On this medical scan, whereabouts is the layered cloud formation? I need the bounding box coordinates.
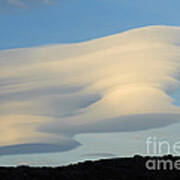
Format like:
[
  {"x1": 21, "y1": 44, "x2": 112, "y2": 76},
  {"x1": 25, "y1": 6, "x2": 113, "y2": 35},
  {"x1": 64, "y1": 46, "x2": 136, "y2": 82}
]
[{"x1": 1, "y1": 26, "x2": 180, "y2": 154}]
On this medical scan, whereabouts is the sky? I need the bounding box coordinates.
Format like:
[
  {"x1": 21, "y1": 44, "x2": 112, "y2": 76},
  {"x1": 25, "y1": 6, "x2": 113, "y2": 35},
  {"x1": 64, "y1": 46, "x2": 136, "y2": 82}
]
[
  {"x1": 1, "y1": 0, "x2": 180, "y2": 164},
  {"x1": 1, "y1": 0, "x2": 180, "y2": 49}
]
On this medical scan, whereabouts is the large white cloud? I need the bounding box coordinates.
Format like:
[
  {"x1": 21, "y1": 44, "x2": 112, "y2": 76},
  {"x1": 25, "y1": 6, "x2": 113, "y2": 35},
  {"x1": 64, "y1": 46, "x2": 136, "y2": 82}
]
[{"x1": 1, "y1": 25, "x2": 180, "y2": 154}]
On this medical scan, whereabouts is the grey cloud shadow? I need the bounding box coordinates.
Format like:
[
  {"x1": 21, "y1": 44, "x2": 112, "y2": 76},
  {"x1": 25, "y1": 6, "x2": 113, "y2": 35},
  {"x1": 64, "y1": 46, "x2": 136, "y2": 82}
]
[
  {"x1": 0, "y1": 141, "x2": 81, "y2": 156},
  {"x1": 0, "y1": 85, "x2": 83, "y2": 102},
  {"x1": 82, "y1": 153, "x2": 116, "y2": 158},
  {"x1": 42, "y1": 113, "x2": 180, "y2": 136}
]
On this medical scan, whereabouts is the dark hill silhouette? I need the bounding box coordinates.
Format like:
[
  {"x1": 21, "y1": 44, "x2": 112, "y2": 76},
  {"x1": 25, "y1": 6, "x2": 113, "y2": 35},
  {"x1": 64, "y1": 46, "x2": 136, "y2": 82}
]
[{"x1": 1, "y1": 155, "x2": 180, "y2": 180}]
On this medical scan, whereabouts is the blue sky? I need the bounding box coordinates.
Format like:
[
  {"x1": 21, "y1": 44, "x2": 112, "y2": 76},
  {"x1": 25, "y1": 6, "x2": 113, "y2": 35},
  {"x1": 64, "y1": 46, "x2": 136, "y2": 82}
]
[{"x1": 1, "y1": 0, "x2": 180, "y2": 50}]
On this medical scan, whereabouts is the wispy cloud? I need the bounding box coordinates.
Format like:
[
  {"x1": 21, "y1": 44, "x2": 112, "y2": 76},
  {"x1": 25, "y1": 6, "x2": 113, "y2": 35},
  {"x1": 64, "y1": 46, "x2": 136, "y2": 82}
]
[
  {"x1": 8, "y1": 0, "x2": 26, "y2": 8},
  {"x1": 1, "y1": 0, "x2": 52, "y2": 9}
]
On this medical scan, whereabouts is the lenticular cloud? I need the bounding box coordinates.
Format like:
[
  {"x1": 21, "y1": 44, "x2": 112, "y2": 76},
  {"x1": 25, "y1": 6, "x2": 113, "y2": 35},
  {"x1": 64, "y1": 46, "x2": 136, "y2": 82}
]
[{"x1": 1, "y1": 26, "x2": 180, "y2": 154}]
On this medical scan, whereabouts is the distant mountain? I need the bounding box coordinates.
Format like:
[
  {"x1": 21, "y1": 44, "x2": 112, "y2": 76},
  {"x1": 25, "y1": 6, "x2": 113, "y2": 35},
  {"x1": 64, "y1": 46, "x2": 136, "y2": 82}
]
[{"x1": 1, "y1": 155, "x2": 180, "y2": 180}]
